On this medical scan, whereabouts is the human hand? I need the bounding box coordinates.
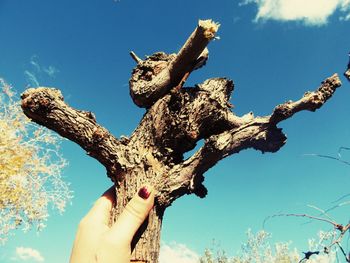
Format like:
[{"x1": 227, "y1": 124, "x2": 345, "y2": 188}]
[{"x1": 70, "y1": 185, "x2": 154, "y2": 263}]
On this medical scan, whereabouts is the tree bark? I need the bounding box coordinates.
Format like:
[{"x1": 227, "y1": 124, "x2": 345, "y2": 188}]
[
  {"x1": 21, "y1": 20, "x2": 343, "y2": 262},
  {"x1": 345, "y1": 53, "x2": 350, "y2": 81}
]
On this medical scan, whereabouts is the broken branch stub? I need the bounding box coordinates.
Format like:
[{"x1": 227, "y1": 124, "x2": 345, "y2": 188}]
[{"x1": 129, "y1": 19, "x2": 219, "y2": 108}]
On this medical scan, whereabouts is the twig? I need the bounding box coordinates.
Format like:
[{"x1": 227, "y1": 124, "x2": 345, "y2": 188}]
[
  {"x1": 336, "y1": 242, "x2": 349, "y2": 262},
  {"x1": 130, "y1": 51, "x2": 143, "y2": 64},
  {"x1": 332, "y1": 193, "x2": 350, "y2": 204},
  {"x1": 298, "y1": 251, "x2": 320, "y2": 263},
  {"x1": 324, "y1": 201, "x2": 350, "y2": 215},
  {"x1": 307, "y1": 204, "x2": 335, "y2": 222},
  {"x1": 267, "y1": 213, "x2": 339, "y2": 227},
  {"x1": 265, "y1": 211, "x2": 350, "y2": 262},
  {"x1": 337, "y1": 147, "x2": 350, "y2": 158},
  {"x1": 303, "y1": 153, "x2": 350, "y2": 166}
]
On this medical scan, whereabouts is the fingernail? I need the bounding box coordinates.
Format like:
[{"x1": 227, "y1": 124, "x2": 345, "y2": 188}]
[{"x1": 138, "y1": 186, "x2": 151, "y2": 199}]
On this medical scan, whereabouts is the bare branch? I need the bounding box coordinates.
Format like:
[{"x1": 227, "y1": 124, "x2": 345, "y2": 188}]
[
  {"x1": 303, "y1": 153, "x2": 350, "y2": 166},
  {"x1": 270, "y1": 74, "x2": 341, "y2": 124},
  {"x1": 21, "y1": 87, "x2": 128, "y2": 180},
  {"x1": 333, "y1": 194, "x2": 350, "y2": 204},
  {"x1": 338, "y1": 146, "x2": 350, "y2": 158},
  {"x1": 130, "y1": 51, "x2": 143, "y2": 64},
  {"x1": 336, "y1": 243, "x2": 350, "y2": 262},
  {"x1": 129, "y1": 19, "x2": 219, "y2": 108},
  {"x1": 266, "y1": 213, "x2": 339, "y2": 227},
  {"x1": 161, "y1": 75, "x2": 342, "y2": 206},
  {"x1": 265, "y1": 210, "x2": 350, "y2": 262},
  {"x1": 307, "y1": 204, "x2": 335, "y2": 222}
]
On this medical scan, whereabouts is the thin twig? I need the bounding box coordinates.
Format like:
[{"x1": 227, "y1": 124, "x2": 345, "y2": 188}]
[
  {"x1": 267, "y1": 212, "x2": 350, "y2": 262},
  {"x1": 332, "y1": 194, "x2": 350, "y2": 204},
  {"x1": 267, "y1": 213, "x2": 339, "y2": 227},
  {"x1": 336, "y1": 242, "x2": 348, "y2": 261},
  {"x1": 307, "y1": 204, "x2": 335, "y2": 222},
  {"x1": 129, "y1": 51, "x2": 143, "y2": 64},
  {"x1": 303, "y1": 153, "x2": 350, "y2": 166},
  {"x1": 324, "y1": 201, "x2": 350, "y2": 215},
  {"x1": 337, "y1": 147, "x2": 350, "y2": 158}
]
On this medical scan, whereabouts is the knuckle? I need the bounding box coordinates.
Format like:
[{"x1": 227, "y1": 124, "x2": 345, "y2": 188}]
[{"x1": 78, "y1": 216, "x2": 91, "y2": 229}]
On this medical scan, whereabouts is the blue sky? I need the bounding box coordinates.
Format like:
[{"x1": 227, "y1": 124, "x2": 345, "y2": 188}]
[{"x1": 0, "y1": 0, "x2": 350, "y2": 262}]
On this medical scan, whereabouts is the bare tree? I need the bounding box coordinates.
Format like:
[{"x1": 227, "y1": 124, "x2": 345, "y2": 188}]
[{"x1": 20, "y1": 20, "x2": 343, "y2": 262}]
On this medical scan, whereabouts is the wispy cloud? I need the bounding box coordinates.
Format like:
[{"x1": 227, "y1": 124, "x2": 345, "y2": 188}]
[
  {"x1": 29, "y1": 55, "x2": 41, "y2": 72},
  {"x1": 43, "y1": 66, "x2": 59, "y2": 78},
  {"x1": 24, "y1": 55, "x2": 59, "y2": 87},
  {"x1": 241, "y1": 0, "x2": 350, "y2": 26},
  {"x1": 24, "y1": 70, "x2": 40, "y2": 87},
  {"x1": 159, "y1": 242, "x2": 200, "y2": 263},
  {"x1": 11, "y1": 247, "x2": 44, "y2": 262}
]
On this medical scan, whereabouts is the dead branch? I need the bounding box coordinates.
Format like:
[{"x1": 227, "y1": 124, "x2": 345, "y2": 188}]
[
  {"x1": 130, "y1": 51, "x2": 143, "y2": 64},
  {"x1": 161, "y1": 74, "x2": 341, "y2": 205},
  {"x1": 129, "y1": 19, "x2": 219, "y2": 108},
  {"x1": 265, "y1": 212, "x2": 350, "y2": 262},
  {"x1": 270, "y1": 74, "x2": 341, "y2": 124},
  {"x1": 21, "y1": 74, "x2": 342, "y2": 208},
  {"x1": 21, "y1": 87, "x2": 127, "y2": 180}
]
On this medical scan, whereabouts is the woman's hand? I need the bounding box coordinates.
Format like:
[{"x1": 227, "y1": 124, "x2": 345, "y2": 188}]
[{"x1": 70, "y1": 185, "x2": 154, "y2": 263}]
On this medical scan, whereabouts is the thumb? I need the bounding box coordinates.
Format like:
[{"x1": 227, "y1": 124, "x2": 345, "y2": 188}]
[{"x1": 109, "y1": 185, "x2": 155, "y2": 243}]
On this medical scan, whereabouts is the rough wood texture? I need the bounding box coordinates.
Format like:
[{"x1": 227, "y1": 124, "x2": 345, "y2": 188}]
[
  {"x1": 21, "y1": 19, "x2": 343, "y2": 263},
  {"x1": 129, "y1": 19, "x2": 218, "y2": 108},
  {"x1": 345, "y1": 54, "x2": 350, "y2": 81}
]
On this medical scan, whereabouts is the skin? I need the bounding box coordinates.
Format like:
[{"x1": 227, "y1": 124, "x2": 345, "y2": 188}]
[{"x1": 70, "y1": 185, "x2": 155, "y2": 263}]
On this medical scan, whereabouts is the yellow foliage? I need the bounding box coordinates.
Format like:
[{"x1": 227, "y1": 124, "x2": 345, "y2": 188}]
[{"x1": 0, "y1": 78, "x2": 72, "y2": 243}]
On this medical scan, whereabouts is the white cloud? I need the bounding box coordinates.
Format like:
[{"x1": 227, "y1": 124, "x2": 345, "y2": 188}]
[
  {"x1": 241, "y1": 0, "x2": 350, "y2": 25},
  {"x1": 29, "y1": 55, "x2": 41, "y2": 72},
  {"x1": 43, "y1": 66, "x2": 59, "y2": 78},
  {"x1": 159, "y1": 242, "x2": 200, "y2": 263},
  {"x1": 12, "y1": 247, "x2": 44, "y2": 262},
  {"x1": 24, "y1": 70, "x2": 40, "y2": 87},
  {"x1": 24, "y1": 55, "x2": 59, "y2": 87}
]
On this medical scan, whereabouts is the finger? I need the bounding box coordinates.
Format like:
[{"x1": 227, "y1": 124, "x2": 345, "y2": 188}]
[
  {"x1": 84, "y1": 186, "x2": 115, "y2": 226},
  {"x1": 108, "y1": 185, "x2": 155, "y2": 243}
]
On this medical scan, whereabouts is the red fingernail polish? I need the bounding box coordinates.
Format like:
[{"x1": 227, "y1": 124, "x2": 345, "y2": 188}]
[{"x1": 138, "y1": 186, "x2": 150, "y2": 199}]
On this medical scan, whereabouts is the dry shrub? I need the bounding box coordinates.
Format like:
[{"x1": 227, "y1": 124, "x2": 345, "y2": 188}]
[
  {"x1": 201, "y1": 229, "x2": 337, "y2": 263},
  {"x1": 0, "y1": 78, "x2": 72, "y2": 243}
]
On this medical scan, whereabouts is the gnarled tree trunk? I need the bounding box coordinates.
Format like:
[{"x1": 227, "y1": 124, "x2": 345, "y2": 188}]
[{"x1": 21, "y1": 19, "x2": 344, "y2": 262}]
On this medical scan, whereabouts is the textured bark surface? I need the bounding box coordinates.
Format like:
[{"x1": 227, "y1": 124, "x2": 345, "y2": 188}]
[
  {"x1": 21, "y1": 20, "x2": 343, "y2": 262},
  {"x1": 346, "y1": 69, "x2": 350, "y2": 81},
  {"x1": 346, "y1": 59, "x2": 350, "y2": 81}
]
